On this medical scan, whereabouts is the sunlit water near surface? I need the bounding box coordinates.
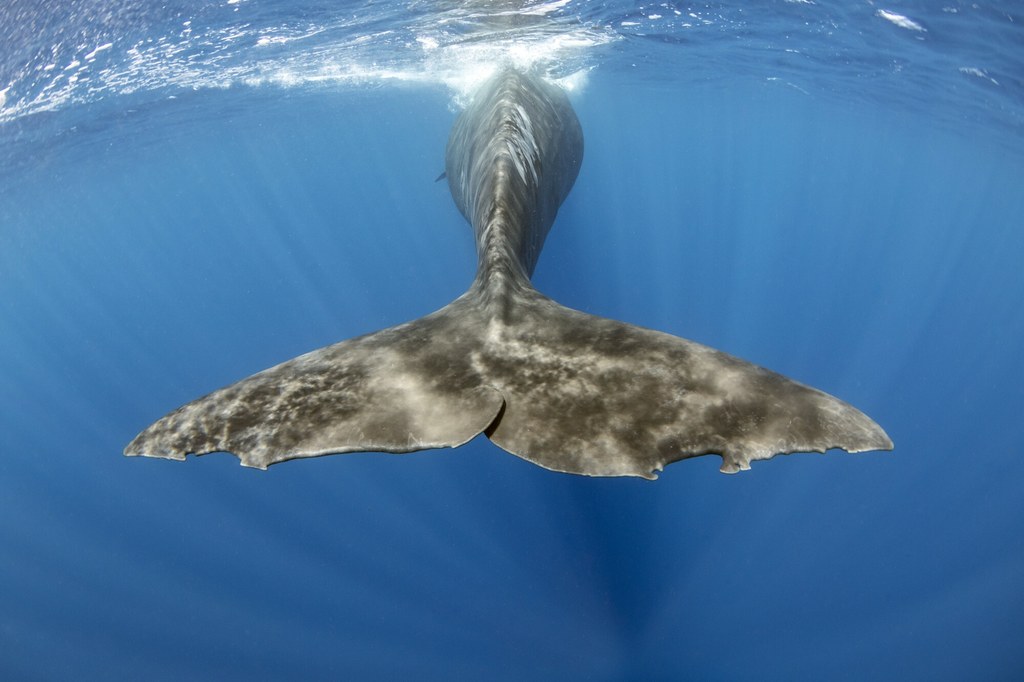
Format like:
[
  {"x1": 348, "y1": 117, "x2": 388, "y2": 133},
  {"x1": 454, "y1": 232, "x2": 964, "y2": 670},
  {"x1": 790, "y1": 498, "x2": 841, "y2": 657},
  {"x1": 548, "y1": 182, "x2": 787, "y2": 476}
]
[{"x1": 2, "y1": 1, "x2": 1023, "y2": 679}]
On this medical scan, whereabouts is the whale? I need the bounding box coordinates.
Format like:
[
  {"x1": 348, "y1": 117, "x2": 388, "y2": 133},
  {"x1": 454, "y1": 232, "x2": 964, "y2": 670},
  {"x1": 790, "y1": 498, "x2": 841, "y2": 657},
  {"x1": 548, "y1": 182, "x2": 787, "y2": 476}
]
[{"x1": 125, "y1": 69, "x2": 892, "y2": 478}]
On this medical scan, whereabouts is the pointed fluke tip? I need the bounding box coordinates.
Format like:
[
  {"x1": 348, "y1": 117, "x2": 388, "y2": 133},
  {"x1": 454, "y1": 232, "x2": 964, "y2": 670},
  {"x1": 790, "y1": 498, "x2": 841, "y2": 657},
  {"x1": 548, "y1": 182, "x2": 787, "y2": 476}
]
[{"x1": 717, "y1": 417, "x2": 893, "y2": 474}]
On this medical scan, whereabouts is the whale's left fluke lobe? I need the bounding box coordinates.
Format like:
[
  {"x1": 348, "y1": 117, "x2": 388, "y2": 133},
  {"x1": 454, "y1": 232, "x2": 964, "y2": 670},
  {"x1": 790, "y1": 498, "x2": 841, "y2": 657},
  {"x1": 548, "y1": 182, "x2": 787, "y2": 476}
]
[
  {"x1": 124, "y1": 296, "x2": 505, "y2": 469},
  {"x1": 126, "y1": 69, "x2": 892, "y2": 477}
]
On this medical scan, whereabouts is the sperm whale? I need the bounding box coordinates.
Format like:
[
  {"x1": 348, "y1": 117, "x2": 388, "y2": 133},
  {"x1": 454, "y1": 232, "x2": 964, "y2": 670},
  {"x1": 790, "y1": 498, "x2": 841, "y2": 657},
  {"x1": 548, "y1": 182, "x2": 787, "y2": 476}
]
[{"x1": 125, "y1": 70, "x2": 892, "y2": 478}]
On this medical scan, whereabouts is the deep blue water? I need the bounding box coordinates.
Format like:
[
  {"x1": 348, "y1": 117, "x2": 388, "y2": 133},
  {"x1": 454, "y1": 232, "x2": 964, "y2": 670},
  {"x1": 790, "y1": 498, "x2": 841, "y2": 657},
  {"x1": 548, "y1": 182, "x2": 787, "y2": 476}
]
[{"x1": 2, "y1": 2, "x2": 1024, "y2": 680}]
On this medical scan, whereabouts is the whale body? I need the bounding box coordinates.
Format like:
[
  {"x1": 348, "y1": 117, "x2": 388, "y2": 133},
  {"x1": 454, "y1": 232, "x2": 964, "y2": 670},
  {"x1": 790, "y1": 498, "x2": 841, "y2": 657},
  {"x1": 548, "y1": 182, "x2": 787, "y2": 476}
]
[{"x1": 125, "y1": 70, "x2": 892, "y2": 478}]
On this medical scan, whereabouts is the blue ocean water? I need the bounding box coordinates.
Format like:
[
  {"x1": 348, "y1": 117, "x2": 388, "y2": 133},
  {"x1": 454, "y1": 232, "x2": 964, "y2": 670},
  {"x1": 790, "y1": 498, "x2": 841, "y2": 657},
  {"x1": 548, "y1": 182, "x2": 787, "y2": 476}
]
[{"x1": 2, "y1": 1, "x2": 1023, "y2": 679}]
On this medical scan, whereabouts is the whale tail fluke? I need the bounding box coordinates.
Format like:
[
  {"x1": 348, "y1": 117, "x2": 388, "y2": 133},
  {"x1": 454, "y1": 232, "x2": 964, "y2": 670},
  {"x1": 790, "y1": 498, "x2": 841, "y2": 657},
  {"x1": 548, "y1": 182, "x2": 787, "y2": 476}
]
[{"x1": 125, "y1": 285, "x2": 892, "y2": 477}]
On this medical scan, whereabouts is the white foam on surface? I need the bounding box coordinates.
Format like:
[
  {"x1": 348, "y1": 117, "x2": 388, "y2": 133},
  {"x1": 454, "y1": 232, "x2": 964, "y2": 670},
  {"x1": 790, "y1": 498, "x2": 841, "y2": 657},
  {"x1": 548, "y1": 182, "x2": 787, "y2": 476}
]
[
  {"x1": 84, "y1": 43, "x2": 113, "y2": 61},
  {"x1": 0, "y1": 1, "x2": 615, "y2": 124},
  {"x1": 876, "y1": 10, "x2": 926, "y2": 32},
  {"x1": 959, "y1": 67, "x2": 999, "y2": 86}
]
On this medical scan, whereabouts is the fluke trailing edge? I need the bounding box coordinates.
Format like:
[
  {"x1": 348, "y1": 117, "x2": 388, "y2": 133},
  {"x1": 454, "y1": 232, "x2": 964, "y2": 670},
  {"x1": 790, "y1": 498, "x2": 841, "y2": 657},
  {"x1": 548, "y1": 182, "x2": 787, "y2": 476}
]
[{"x1": 125, "y1": 70, "x2": 892, "y2": 478}]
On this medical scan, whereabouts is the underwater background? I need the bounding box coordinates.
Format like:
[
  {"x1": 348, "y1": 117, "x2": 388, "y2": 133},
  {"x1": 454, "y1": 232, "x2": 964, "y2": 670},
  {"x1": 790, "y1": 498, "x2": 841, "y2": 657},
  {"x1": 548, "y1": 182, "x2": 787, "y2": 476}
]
[{"x1": 1, "y1": 1, "x2": 1023, "y2": 679}]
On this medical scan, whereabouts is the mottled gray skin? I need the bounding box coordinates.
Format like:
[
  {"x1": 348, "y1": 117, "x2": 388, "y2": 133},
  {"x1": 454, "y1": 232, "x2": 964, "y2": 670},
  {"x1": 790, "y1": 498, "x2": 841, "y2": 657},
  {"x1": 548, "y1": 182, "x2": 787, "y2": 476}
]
[{"x1": 125, "y1": 70, "x2": 892, "y2": 478}]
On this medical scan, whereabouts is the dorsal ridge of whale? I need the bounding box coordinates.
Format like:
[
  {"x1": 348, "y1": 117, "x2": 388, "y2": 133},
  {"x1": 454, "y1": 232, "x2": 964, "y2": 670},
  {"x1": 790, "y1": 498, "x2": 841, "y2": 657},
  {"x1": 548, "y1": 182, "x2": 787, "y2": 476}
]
[{"x1": 125, "y1": 69, "x2": 892, "y2": 478}]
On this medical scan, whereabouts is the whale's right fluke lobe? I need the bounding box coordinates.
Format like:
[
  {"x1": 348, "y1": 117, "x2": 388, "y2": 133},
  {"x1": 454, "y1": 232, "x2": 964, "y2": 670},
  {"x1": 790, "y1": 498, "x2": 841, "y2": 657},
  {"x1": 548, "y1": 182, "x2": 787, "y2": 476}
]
[{"x1": 477, "y1": 289, "x2": 892, "y2": 478}]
